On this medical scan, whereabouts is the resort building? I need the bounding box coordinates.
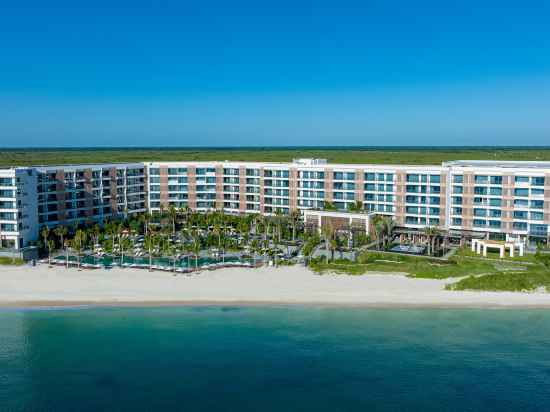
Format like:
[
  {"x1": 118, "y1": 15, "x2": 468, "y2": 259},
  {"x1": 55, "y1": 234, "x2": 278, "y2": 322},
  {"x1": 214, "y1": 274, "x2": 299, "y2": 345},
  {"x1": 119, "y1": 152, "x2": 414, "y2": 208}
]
[{"x1": 2, "y1": 158, "x2": 550, "y2": 251}]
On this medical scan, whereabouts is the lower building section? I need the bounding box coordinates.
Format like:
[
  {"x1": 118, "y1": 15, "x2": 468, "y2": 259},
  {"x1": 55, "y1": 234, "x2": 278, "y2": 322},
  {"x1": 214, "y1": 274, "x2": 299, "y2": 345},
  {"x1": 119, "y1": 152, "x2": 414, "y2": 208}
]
[{"x1": 2, "y1": 159, "x2": 550, "y2": 249}]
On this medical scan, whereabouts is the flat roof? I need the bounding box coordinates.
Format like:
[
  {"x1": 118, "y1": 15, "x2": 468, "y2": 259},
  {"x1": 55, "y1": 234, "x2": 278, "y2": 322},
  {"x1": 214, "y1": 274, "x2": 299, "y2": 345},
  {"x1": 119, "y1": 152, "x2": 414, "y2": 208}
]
[{"x1": 444, "y1": 160, "x2": 550, "y2": 169}]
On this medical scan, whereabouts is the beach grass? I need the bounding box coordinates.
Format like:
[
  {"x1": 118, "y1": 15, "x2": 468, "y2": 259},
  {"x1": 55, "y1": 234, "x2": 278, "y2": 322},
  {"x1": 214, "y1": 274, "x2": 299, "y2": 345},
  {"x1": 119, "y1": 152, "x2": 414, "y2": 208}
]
[
  {"x1": 0, "y1": 257, "x2": 24, "y2": 265},
  {"x1": 447, "y1": 268, "x2": 550, "y2": 292}
]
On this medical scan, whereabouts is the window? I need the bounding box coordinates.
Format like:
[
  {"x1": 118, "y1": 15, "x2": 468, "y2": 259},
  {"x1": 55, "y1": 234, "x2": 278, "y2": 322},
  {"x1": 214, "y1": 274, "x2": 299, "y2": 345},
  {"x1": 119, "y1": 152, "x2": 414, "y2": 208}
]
[
  {"x1": 514, "y1": 188, "x2": 529, "y2": 197},
  {"x1": 365, "y1": 173, "x2": 375, "y2": 181},
  {"x1": 453, "y1": 186, "x2": 463, "y2": 194},
  {"x1": 531, "y1": 212, "x2": 544, "y2": 221},
  {"x1": 531, "y1": 200, "x2": 544, "y2": 209},
  {"x1": 513, "y1": 210, "x2": 528, "y2": 219},
  {"x1": 532, "y1": 188, "x2": 544, "y2": 196},
  {"x1": 489, "y1": 198, "x2": 502, "y2": 207},
  {"x1": 513, "y1": 222, "x2": 528, "y2": 230},
  {"x1": 452, "y1": 217, "x2": 462, "y2": 226},
  {"x1": 453, "y1": 175, "x2": 463, "y2": 184},
  {"x1": 430, "y1": 175, "x2": 440, "y2": 183},
  {"x1": 386, "y1": 173, "x2": 394, "y2": 181},
  {"x1": 474, "y1": 208, "x2": 487, "y2": 217},
  {"x1": 473, "y1": 219, "x2": 487, "y2": 227},
  {"x1": 488, "y1": 209, "x2": 501, "y2": 218},
  {"x1": 474, "y1": 187, "x2": 487, "y2": 195},
  {"x1": 475, "y1": 175, "x2": 488, "y2": 184},
  {"x1": 490, "y1": 176, "x2": 502, "y2": 185},
  {"x1": 149, "y1": 168, "x2": 160, "y2": 176},
  {"x1": 514, "y1": 199, "x2": 529, "y2": 207},
  {"x1": 488, "y1": 187, "x2": 502, "y2": 196},
  {"x1": 406, "y1": 174, "x2": 419, "y2": 183},
  {"x1": 515, "y1": 176, "x2": 529, "y2": 183},
  {"x1": 532, "y1": 177, "x2": 545, "y2": 186},
  {"x1": 489, "y1": 220, "x2": 501, "y2": 228}
]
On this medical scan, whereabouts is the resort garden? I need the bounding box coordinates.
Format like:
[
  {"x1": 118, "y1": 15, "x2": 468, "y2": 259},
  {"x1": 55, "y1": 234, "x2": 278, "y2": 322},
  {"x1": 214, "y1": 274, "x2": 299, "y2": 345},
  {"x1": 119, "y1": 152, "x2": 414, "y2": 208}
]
[
  {"x1": 31, "y1": 206, "x2": 550, "y2": 292},
  {"x1": 37, "y1": 207, "x2": 312, "y2": 272}
]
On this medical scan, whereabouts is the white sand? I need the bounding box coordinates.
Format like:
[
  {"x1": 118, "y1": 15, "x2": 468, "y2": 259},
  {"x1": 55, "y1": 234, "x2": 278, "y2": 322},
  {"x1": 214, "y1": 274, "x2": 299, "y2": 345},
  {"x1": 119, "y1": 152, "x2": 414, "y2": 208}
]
[{"x1": 1, "y1": 264, "x2": 550, "y2": 308}]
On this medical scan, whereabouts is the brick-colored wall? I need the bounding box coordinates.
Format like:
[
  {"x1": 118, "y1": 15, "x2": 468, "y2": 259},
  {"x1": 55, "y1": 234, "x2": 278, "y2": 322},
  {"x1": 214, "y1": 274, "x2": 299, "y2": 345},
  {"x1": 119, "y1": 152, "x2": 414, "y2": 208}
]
[
  {"x1": 215, "y1": 165, "x2": 224, "y2": 210},
  {"x1": 324, "y1": 168, "x2": 333, "y2": 203},
  {"x1": 187, "y1": 166, "x2": 197, "y2": 210},
  {"x1": 239, "y1": 166, "x2": 247, "y2": 213},
  {"x1": 355, "y1": 169, "x2": 364, "y2": 202}
]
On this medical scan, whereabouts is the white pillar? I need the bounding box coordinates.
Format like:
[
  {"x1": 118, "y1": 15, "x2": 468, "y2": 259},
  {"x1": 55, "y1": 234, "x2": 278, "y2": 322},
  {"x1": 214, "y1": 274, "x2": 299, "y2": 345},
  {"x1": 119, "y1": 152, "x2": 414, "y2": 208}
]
[
  {"x1": 483, "y1": 244, "x2": 487, "y2": 257},
  {"x1": 509, "y1": 245, "x2": 514, "y2": 258},
  {"x1": 519, "y1": 243, "x2": 524, "y2": 257},
  {"x1": 318, "y1": 215, "x2": 322, "y2": 235},
  {"x1": 471, "y1": 239, "x2": 476, "y2": 252},
  {"x1": 499, "y1": 246, "x2": 504, "y2": 258},
  {"x1": 477, "y1": 241, "x2": 482, "y2": 254}
]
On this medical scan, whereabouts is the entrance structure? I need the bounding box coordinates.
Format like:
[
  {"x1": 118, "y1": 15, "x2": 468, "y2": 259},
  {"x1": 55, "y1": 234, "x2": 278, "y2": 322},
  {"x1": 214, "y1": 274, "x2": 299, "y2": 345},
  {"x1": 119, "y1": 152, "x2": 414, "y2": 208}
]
[{"x1": 471, "y1": 239, "x2": 525, "y2": 258}]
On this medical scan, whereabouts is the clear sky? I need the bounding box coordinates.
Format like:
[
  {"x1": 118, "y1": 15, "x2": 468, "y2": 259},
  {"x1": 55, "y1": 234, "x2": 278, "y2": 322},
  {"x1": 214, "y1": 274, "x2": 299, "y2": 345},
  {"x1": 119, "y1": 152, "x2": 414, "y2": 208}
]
[{"x1": 2, "y1": 0, "x2": 550, "y2": 147}]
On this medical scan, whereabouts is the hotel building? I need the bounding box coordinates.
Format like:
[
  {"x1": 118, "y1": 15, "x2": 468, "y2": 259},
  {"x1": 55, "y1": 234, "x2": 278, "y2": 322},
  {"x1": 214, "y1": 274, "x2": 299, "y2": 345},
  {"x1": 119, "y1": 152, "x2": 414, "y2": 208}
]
[{"x1": 1, "y1": 159, "x2": 550, "y2": 251}]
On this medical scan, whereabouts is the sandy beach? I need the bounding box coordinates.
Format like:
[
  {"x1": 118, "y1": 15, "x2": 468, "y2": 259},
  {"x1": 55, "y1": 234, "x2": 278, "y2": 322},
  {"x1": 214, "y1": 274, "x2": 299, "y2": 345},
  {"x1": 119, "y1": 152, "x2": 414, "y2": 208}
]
[{"x1": 1, "y1": 264, "x2": 550, "y2": 308}]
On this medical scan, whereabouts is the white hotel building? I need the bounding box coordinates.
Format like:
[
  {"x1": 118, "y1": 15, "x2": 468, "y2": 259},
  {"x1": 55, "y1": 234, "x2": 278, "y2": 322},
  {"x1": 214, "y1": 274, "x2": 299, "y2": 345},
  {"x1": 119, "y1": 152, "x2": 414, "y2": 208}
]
[{"x1": 1, "y1": 159, "x2": 549, "y2": 250}]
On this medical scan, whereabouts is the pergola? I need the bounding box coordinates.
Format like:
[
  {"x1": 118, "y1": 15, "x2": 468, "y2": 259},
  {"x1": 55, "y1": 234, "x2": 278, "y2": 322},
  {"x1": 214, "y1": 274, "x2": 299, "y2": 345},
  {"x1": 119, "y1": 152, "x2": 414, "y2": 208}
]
[{"x1": 471, "y1": 239, "x2": 524, "y2": 258}]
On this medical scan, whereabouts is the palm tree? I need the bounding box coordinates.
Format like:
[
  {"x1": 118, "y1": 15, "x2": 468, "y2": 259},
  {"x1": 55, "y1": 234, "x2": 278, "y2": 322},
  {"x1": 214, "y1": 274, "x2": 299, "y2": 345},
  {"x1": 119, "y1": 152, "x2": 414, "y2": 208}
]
[
  {"x1": 144, "y1": 233, "x2": 157, "y2": 271},
  {"x1": 168, "y1": 204, "x2": 177, "y2": 236},
  {"x1": 40, "y1": 226, "x2": 50, "y2": 253},
  {"x1": 424, "y1": 226, "x2": 440, "y2": 256},
  {"x1": 119, "y1": 237, "x2": 133, "y2": 267},
  {"x1": 323, "y1": 201, "x2": 337, "y2": 211},
  {"x1": 381, "y1": 216, "x2": 395, "y2": 249},
  {"x1": 71, "y1": 229, "x2": 86, "y2": 270},
  {"x1": 47, "y1": 239, "x2": 55, "y2": 265},
  {"x1": 54, "y1": 225, "x2": 67, "y2": 250},
  {"x1": 329, "y1": 237, "x2": 338, "y2": 261},
  {"x1": 289, "y1": 209, "x2": 301, "y2": 241},
  {"x1": 64, "y1": 239, "x2": 70, "y2": 269},
  {"x1": 192, "y1": 238, "x2": 201, "y2": 270},
  {"x1": 321, "y1": 221, "x2": 335, "y2": 262},
  {"x1": 348, "y1": 200, "x2": 363, "y2": 212},
  {"x1": 91, "y1": 224, "x2": 101, "y2": 253}
]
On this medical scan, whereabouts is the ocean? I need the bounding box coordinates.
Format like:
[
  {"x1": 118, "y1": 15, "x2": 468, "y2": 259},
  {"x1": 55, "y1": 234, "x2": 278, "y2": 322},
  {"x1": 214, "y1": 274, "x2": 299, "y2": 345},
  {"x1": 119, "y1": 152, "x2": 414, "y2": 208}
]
[{"x1": 1, "y1": 306, "x2": 550, "y2": 411}]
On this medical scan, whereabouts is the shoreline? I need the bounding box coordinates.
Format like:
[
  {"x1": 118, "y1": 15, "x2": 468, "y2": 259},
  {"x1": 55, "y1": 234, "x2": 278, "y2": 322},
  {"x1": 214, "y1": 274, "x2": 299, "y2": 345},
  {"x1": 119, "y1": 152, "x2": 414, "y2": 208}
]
[
  {"x1": 2, "y1": 264, "x2": 550, "y2": 309},
  {"x1": 4, "y1": 300, "x2": 550, "y2": 310}
]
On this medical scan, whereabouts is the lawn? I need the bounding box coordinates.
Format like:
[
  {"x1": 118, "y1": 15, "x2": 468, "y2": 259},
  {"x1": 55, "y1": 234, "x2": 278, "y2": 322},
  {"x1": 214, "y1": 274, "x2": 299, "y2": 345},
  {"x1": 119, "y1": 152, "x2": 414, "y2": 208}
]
[
  {"x1": 3, "y1": 147, "x2": 550, "y2": 167},
  {"x1": 309, "y1": 250, "x2": 550, "y2": 292}
]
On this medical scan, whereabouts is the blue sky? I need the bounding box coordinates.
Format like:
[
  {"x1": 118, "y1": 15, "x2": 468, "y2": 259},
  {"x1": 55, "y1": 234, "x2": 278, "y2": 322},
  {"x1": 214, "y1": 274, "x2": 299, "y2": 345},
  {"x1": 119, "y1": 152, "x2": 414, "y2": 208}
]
[{"x1": 1, "y1": 0, "x2": 550, "y2": 147}]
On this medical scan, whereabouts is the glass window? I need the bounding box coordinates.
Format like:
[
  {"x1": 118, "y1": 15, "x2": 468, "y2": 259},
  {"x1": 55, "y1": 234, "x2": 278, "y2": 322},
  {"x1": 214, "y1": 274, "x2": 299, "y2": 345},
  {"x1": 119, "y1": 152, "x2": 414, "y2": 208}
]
[
  {"x1": 452, "y1": 217, "x2": 462, "y2": 226},
  {"x1": 475, "y1": 175, "x2": 488, "y2": 184},
  {"x1": 453, "y1": 175, "x2": 463, "y2": 184},
  {"x1": 513, "y1": 210, "x2": 528, "y2": 219},
  {"x1": 514, "y1": 188, "x2": 529, "y2": 197},
  {"x1": 149, "y1": 168, "x2": 160, "y2": 176},
  {"x1": 513, "y1": 222, "x2": 528, "y2": 230},
  {"x1": 489, "y1": 176, "x2": 502, "y2": 185},
  {"x1": 532, "y1": 188, "x2": 544, "y2": 195},
  {"x1": 531, "y1": 212, "x2": 544, "y2": 221},
  {"x1": 365, "y1": 173, "x2": 375, "y2": 181},
  {"x1": 532, "y1": 177, "x2": 545, "y2": 186},
  {"x1": 430, "y1": 175, "x2": 440, "y2": 183},
  {"x1": 515, "y1": 176, "x2": 529, "y2": 183}
]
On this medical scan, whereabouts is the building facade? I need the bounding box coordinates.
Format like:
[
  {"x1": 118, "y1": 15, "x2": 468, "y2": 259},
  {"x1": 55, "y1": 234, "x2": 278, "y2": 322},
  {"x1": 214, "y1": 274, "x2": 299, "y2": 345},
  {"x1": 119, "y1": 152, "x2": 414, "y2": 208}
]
[{"x1": 2, "y1": 159, "x2": 550, "y2": 249}]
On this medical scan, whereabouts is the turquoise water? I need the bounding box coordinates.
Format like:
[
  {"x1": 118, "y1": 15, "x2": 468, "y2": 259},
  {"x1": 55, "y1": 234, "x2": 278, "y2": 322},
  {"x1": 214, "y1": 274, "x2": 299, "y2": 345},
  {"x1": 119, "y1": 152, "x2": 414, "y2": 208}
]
[
  {"x1": 52, "y1": 254, "x2": 256, "y2": 268},
  {"x1": 1, "y1": 307, "x2": 550, "y2": 411}
]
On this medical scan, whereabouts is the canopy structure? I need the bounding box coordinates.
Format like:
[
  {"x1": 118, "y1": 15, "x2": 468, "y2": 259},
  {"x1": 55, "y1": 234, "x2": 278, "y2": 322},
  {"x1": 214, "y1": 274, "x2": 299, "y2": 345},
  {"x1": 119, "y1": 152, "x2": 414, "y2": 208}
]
[{"x1": 471, "y1": 239, "x2": 524, "y2": 258}]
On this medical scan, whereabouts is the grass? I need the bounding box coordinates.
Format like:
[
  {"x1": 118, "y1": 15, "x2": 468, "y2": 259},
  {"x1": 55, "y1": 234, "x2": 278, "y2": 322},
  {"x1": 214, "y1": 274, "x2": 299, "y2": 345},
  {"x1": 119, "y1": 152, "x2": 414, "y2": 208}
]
[
  {"x1": 309, "y1": 250, "x2": 550, "y2": 292},
  {"x1": 447, "y1": 268, "x2": 550, "y2": 292},
  {"x1": 0, "y1": 257, "x2": 25, "y2": 265},
  {"x1": 455, "y1": 246, "x2": 538, "y2": 263},
  {"x1": 4, "y1": 147, "x2": 550, "y2": 167}
]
